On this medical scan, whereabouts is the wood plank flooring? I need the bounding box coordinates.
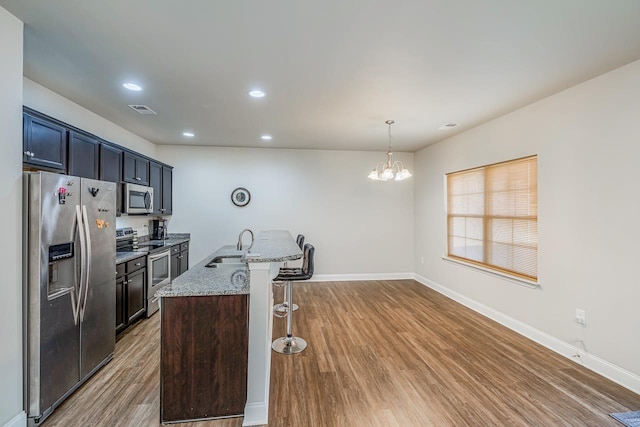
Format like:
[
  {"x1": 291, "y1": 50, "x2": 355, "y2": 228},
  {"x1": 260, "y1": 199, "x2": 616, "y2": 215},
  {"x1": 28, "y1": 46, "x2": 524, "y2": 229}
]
[{"x1": 42, "y1": 280, "x2": 639, "y2": 426}]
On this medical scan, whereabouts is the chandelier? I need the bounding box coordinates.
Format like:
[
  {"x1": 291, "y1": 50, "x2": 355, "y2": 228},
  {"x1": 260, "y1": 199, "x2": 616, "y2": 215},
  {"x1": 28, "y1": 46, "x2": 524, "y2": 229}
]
[{"x1": 367, "y1": 120, "x2": 412, "y2": 181}]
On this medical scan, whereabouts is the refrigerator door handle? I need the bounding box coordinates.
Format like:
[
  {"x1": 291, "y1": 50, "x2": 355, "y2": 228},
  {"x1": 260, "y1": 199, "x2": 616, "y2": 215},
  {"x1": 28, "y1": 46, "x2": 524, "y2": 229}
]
[
  {"x1": 70, "y1": 290, "x2": 79, "y2": 326},
  {"x1": 74, "y1": 205, "x2": 87, "y2": 325},
  {"x1": 80, "y1": 205, "x2": 92, "y2": 322}
]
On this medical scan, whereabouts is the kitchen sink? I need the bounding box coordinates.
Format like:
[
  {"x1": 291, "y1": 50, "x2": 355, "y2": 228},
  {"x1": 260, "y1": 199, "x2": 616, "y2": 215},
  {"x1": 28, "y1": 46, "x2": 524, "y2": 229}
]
[{"x1": 205, "y1": 255, "x2": 244, "y2": 268}]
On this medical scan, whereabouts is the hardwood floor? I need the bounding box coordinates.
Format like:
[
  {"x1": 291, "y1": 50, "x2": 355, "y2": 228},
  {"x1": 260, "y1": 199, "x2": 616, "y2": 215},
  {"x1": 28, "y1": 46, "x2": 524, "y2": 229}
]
[{"x1": 43, "y1": 280, "x2": 639, "y2": 426}]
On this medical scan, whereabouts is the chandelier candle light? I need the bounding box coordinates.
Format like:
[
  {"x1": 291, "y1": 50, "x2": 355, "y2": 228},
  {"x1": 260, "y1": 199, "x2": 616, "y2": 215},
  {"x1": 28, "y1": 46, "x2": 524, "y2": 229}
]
[{"x1": 367, "y1": 120, "x2": 412, "y2": 181}]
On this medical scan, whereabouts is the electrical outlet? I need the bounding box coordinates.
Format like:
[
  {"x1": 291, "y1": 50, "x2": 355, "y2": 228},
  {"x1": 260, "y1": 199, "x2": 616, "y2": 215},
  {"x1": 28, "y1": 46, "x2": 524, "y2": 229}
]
[
  {"x1": 420, "y1": 256, "x2": 424, "y2": 264},
  {"x1": 575, "y1": 309, "x2": 586, "y2": 325}
]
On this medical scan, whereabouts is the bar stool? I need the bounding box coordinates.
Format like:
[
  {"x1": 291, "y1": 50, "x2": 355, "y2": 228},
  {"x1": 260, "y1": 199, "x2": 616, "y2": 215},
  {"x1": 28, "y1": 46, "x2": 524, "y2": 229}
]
[
  {"x1": 271, "y1": 243, "x2": 315, "y2": 354},
  {"x1": 273, "y1": 234, "x2": 304, "y2": 316}
]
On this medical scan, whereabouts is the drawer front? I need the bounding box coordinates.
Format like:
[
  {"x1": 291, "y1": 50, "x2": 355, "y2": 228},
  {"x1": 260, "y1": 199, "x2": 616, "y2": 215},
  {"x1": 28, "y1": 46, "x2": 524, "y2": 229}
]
[
  {"x1": 116, "y1": 262, "x2": 126, "y2": 278},
  {"x1": 126, "y1": 256, "x2": 147, "y2": 273},
  {"x1": 171, "y1": 245, "x2": 180, "y2": 255},
  {"x1": 180, "y1": 242, "x2": 189, "y2": 252}
]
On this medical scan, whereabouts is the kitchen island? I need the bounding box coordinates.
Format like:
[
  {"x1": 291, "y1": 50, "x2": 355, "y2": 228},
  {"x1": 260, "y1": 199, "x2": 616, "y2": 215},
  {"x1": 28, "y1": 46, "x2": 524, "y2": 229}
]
[{"x1": 157, "y1": 230, "x2": 303, "y2": 425}]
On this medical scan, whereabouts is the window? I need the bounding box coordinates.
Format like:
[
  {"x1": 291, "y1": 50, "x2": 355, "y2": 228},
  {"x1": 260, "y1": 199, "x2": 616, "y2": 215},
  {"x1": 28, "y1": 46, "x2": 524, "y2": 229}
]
[{"x1": 446, "y1": 155, "x2": 537, "y2": 281}]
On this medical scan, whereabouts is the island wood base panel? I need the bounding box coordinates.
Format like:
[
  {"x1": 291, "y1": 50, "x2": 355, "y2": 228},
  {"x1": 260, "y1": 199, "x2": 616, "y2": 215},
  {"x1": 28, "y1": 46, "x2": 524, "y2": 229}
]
[{"x1": 161, "y1": 295, "x2": 248, "y2": 423}]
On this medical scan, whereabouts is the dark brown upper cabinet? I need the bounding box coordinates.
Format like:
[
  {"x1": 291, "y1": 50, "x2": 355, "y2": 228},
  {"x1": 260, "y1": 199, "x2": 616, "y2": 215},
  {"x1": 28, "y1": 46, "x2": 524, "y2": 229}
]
[
  {"x1": 123, "y1": 151, "x2": 150, "y2": 186},
  {"x1": 150, "y1": 161, "x2": 173, "y2": 215},
  {"x1": 150, "y1": 162, "x2": 162, "y2": 214},
  {"x1": 68, "y1": 131, "x2": 99, "y2": 179},
  {"x1": 99, "y1": 143, "x2": 122, "y2": 183},
  {"x1": 23, "y1": 111, "x2": 67, "y2": 171},
  {"x1": 99, "y1": 143, "x2": 124, "y2": 216},
  {"x1": 162, "y1": 166, "x2": 173, "y2": 215}
]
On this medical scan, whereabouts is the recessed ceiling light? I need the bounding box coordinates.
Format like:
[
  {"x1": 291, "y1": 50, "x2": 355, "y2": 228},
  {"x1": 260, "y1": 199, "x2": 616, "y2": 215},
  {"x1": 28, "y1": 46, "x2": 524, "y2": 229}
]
[
  {"x1": 261, "y1": 135, "x2": 272, "y2": 141},
  {"x1": 183, "y1": 132, "x2": 195, "y2": 137},
  {"x1": 438, "y1": 123, "x2": 459, "y2": 130},
  {"x1": 123, "y1": 83, "x2": 142, "y2": 91},
  {"x1": 248, "y1": 90, "x2": 266, "y2": 98}
]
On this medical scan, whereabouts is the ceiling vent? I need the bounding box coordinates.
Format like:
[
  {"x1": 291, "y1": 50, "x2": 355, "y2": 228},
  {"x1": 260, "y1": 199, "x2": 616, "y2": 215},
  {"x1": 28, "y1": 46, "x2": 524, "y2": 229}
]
[
  {"x1": 128, "y1": 104, "x2": 157, "y2": 115},
  {"x1": 438, "y1": 123, "x2": 458, "y2": 130}
]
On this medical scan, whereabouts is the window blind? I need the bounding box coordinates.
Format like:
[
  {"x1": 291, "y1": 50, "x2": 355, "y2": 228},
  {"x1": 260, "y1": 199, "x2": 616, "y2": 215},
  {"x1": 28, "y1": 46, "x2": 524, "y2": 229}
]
[{"x1": 447, "y1": 155, "x2": 538, "y2": 281}]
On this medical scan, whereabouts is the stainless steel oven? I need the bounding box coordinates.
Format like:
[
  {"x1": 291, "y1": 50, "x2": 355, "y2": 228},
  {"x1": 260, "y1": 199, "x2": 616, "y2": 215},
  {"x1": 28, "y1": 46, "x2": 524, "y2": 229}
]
[
  {"x1": 147, "y1": 249, "x2": 171, "y2": 316},
  {"x1": 124, "y1": 183, "x2": 153, "y2": 214}
]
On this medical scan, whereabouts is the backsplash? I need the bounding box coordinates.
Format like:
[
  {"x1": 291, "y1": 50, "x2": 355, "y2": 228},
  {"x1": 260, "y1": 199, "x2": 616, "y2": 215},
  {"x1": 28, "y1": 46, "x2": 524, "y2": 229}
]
[{"x1": 116, "y1": 215, "x2": 171, "y2": 237}]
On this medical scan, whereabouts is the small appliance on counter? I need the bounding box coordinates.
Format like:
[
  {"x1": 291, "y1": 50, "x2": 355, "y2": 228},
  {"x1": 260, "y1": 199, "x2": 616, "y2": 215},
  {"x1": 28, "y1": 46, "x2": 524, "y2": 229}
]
[{"x1": 150, "y1": 218, "x2": 168, "y2": 240}]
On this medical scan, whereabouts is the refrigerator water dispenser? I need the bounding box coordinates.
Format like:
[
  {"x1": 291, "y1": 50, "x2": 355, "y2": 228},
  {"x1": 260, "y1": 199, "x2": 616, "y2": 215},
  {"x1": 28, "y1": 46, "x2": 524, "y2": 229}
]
[{"x1": 48, "y1": 242, "x2": 75, "y2": 298}]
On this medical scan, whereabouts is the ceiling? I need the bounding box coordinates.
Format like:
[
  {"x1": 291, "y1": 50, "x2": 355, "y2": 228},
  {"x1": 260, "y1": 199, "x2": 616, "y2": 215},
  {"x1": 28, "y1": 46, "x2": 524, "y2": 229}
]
[{"x1": 3, "y1": 1, "x2": 640, "y2": 152}]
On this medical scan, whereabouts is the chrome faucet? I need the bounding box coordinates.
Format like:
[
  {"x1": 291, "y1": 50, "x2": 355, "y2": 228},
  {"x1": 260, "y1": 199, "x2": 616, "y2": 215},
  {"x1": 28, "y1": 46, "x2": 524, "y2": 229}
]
[{"x1": 237, "y1": 228, "x2": 255, "y2": 251}]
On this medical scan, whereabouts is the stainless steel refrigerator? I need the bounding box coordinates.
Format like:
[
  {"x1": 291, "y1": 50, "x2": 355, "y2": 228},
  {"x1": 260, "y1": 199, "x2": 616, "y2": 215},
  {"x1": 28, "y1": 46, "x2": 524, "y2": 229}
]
[{"x1": 23, "y1": 171, "x2": 116, "y2": 425}]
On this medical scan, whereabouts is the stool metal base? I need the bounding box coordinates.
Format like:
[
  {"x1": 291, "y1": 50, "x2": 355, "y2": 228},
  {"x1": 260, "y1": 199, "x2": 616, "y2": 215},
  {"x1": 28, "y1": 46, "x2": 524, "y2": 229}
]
[
  {"x1": 273, "y1": 302, "x2": 299, "y2": 314},
  {"x1": 272, "y1": 336, "x2": 307, "y2": 354}
]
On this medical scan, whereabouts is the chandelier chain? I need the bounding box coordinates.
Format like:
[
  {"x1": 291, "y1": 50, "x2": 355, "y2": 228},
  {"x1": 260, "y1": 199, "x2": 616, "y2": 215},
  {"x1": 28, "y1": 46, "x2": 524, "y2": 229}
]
[{"x1": 385, "y1": 119, "x2": 395, "y2": 152}]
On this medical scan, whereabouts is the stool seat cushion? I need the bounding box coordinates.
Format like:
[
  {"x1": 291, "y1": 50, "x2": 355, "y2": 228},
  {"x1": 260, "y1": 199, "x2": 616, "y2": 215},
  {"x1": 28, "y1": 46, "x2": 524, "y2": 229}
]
[{"x1": 275, "y1": 268, "x2": 308, "y2": 281}]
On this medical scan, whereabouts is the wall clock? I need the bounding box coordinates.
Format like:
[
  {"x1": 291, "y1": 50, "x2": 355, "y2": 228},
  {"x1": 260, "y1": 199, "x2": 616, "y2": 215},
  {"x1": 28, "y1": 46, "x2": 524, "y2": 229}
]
[{"x1": 231, "y1": 187, "x2": 251, "y2": 207}]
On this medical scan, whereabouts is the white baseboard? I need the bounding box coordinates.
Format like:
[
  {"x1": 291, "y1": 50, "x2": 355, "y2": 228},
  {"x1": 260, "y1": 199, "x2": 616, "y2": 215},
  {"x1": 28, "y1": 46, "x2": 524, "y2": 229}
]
[
  {"x1": 2, "y1": 411, "x2": 25, "y2": 427},
  {"x1": 242, "y1": 402, "x2": 268, "y2": 426},
  {"x1": 413, "y1": 273, "x2": 640, "y2": 395},
  {"x1": 310, "y1": 272, "x2": 414, "y2": 282}
]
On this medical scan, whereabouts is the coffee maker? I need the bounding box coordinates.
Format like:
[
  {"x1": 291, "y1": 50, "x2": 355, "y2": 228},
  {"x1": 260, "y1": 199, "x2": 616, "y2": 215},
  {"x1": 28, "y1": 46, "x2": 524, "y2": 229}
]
[{"x1": 150, "y1": 219, "x2": 168, "y2": 240}]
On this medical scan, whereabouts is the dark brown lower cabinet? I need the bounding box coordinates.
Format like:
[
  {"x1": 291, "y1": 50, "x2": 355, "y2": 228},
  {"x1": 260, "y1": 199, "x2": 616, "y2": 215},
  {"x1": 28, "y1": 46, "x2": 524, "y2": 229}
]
[
  {"x1": 161, "y1": 295, "x2": 248, "y2": 423},
  {"x1": 170, "y1": 242, "x2": 189, "y2": 281},
  {"x1": 116, "y1": 256, "x2": 147, "y2": 335}
]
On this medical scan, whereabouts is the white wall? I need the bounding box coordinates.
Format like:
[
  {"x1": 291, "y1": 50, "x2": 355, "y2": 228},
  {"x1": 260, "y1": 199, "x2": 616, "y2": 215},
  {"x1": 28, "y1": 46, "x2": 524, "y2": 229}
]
[
  {"x1": 23, "y1": 78, "x2": 157, "y2": 158},
  {"x1": 156, "y1": 145, "x2": 415, "y2": 276},
  {"x1": 0, "y1": 7, "x2": 24, "y2": 426},
  {"x1": 414, "y1": 59, "x2": 640, "y2": 384}
]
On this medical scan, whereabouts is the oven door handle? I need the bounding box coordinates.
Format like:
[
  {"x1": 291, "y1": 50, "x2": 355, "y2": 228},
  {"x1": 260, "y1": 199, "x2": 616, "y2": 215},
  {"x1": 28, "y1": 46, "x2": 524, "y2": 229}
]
[{"x1": 148, "y1": 250, "x2": 170, "y2": 261}]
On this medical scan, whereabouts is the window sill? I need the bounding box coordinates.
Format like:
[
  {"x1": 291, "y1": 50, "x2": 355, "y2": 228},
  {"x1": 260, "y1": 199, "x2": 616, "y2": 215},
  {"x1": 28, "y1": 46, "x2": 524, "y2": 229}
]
[{"x1": 441, "y1": 256, "x2": 540, "y2": 288}]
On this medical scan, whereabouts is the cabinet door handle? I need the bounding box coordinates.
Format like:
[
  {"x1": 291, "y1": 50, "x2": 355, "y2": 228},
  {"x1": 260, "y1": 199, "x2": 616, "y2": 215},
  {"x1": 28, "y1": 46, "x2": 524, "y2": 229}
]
[
  {"x1": 135, "y1": 262, "x2": 141, "y2": 266},
  {"x1": 123, "y1": 280, "x2": 128, "y2": 285},
  {"x1": 178, "y1": 255, "x2": 183, "y2": 259},
  {"x1": 160, "y1": 209, "x2": 166, "y2": 212},
  {"x1": 135, "y1": 177, "x2": 141, "y2": 181},
  {"x1": 24, "y1": 150, "x2": 35, "y2": 157}
]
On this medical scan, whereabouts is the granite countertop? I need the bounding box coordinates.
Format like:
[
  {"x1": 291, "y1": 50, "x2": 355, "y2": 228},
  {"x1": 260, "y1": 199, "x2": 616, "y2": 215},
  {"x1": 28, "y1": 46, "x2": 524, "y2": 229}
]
[
  {"x1": 116, "y1": 233, "x2": 191, "y2": 264},
  {"x1": 140, "y1": 233, "x2": 190, "y2": 245},
  {"x1": 157, "y1": 230, "x2": 302, "y2": 298},
  {"x1": 244, "y1": 230, "x2": 303, "y2": 263},
  {"x1": 157, "y1": 245, "x2": 249, "y2": 297}
]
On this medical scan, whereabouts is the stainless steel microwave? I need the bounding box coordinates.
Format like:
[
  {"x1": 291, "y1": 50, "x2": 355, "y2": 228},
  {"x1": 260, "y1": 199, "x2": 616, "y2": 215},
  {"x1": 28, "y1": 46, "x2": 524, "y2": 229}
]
[{"x1": 124, "y1": 183, "x2": 153, "y2": 214}]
